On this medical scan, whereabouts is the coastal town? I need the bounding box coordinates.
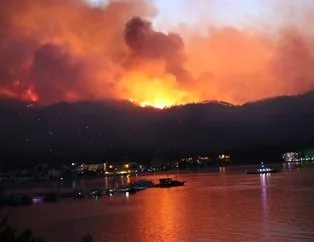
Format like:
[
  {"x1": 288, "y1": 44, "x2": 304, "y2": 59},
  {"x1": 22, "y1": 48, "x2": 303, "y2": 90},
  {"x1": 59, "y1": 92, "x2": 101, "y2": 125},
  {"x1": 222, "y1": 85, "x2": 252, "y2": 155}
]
[
  {"x1": 0, "y1": 149, "x2": 314, "y2": 184},
  {"x1": 0, "y1": 155, "x2": 227, "y2": 183}
]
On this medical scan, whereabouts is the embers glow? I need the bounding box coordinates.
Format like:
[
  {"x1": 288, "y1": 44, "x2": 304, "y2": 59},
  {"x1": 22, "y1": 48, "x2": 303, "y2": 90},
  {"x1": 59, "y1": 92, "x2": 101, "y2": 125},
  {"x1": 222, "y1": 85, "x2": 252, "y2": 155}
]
[
  {"x1": 140, "y1": 101, "x2": 171, "y2": 109},
  {"x1": 129, "y1": 98, "x2": 174, "y2": 109}
]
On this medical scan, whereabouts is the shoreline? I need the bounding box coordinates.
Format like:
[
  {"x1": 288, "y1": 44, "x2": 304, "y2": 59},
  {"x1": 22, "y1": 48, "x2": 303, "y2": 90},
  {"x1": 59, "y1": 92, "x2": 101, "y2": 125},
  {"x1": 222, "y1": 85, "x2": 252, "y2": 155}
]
[{"x1": 2, "y1": 162, "x2": 307, "y2": 194}]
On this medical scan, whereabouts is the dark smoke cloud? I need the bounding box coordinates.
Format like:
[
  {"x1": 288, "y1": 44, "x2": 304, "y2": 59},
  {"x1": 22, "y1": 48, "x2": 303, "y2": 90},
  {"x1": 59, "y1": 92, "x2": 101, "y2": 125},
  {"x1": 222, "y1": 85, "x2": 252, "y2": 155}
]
[
  {"x1": 124, "y1": 16, "x2": 189, "y2": 81},
  {"x1": 29, "y1": 44, "x2": 93, "y2": 103}
]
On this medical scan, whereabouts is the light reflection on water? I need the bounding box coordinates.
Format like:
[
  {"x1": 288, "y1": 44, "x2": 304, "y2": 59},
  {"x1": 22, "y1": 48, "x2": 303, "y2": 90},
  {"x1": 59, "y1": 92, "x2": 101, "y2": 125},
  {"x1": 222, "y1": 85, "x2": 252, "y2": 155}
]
[
  {"x1": 260, "y1": 173, "x2": 269, "y2": 241},
  {"x1": 2, "y1": 168, "x2": 314, "y2": 242},
  {"x1": 260, "y1": 174, "x2": 269, "y2": 218}
]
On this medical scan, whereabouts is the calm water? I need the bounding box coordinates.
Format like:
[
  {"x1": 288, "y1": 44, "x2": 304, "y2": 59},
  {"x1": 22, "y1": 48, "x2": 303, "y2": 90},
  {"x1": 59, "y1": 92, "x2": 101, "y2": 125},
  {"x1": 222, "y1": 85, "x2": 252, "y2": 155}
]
[{"x1": 2, "y1": 167, "x2": 314, "y2": 242}]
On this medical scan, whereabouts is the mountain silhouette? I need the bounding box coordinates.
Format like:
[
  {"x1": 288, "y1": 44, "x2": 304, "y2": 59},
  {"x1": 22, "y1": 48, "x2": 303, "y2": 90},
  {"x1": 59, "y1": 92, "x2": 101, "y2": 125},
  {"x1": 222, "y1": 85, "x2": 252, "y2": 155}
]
[{"x1": 1, "y1": 92, "x2": 314, "y2": 168}]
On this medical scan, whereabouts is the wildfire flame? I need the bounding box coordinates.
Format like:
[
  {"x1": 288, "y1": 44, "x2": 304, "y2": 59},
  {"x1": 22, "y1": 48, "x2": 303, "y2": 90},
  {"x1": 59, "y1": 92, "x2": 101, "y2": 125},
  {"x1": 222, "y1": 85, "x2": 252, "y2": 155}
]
[
  {"x1": 0, "y1": 82, "x2": 38, "y2": 103},
  {"x1": 140, "y1": 101, "x2": 172, "y2": 109},
  {"x1": 120, "y1": 71, "x2": 197, "y2": 109}
]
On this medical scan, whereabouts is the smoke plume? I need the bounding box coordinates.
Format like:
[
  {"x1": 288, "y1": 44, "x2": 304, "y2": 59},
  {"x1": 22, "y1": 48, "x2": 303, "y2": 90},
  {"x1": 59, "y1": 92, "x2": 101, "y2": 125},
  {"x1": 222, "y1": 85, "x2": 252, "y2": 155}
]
[{"x1": 0, "y1": 0, "x2": 314, "y2": 106}]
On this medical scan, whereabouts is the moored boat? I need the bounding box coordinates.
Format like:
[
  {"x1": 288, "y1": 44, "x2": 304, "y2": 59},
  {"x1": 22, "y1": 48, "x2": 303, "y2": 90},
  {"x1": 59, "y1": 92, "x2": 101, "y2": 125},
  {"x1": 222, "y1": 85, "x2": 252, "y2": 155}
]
[
  {"x1": 130, "y1": 179, "x2": 155, "y2": 191},
  {"x1": 118, "y1": 186, "x2": 137, "y2": 194},
  {"x1": 0, "y1": 193, "x2": 33, "y2": 207},
  {"x1": 74, "y1": 190, "x2": 84, "y2": 198},
  {"x1": 103, "y1": 188, "x2": 115, "y2": 195},
  {"x1": 91, "y1": 189, "x2": 102, "y2": 198},
  {"x1": 155, "y1": 178, "x2": 186, "y2": 188},
  {"x1": 246, "y1": 162, "x2": 281, "y2": 174}
]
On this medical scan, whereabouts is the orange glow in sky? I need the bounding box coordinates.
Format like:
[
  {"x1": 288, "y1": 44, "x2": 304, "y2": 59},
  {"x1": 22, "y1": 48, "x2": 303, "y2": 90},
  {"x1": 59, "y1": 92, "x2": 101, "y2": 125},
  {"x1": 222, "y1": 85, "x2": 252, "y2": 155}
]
[{"x1": 1, "y1": 0, "x2": 314, "y2": 106}]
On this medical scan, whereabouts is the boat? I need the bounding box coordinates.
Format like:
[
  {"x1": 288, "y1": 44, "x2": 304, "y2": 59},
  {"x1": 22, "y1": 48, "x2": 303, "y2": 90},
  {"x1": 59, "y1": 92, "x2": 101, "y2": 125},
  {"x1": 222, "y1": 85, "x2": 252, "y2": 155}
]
[
  {"x1": 91, "y1": 189, "x2": 102, "y2": 197},
  {"x1": 131, "y1": 179, "x2": 155, "y2": 191},
  {"x1": 74, "y1": 190, "x2": 84, "y2": 199},
  {"x1": 155, "y1": 178, "x2": 186, "y2": 188},
  {"x1": 103, "y1": 188, "x2": 115, "y2": 195},
  {"x1": 118, "y1": 186, "x2": 137, "y2": 194},
  {"x1": 246, "y1": 162, "x2": 281, "y2": 174},
  {"x1": 134, "y1": 186, "x2": 147, "y2": 191},
  {"x1": 0, "y1": 193, "x2": 33, "y2": 207}
]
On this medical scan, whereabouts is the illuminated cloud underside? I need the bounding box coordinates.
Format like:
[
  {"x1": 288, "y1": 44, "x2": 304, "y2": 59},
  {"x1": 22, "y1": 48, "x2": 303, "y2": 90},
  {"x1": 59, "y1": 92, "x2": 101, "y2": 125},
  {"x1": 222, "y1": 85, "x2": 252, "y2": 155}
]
[{"x1": 0, "y1": 0, "x2": 314, "y2": 108}]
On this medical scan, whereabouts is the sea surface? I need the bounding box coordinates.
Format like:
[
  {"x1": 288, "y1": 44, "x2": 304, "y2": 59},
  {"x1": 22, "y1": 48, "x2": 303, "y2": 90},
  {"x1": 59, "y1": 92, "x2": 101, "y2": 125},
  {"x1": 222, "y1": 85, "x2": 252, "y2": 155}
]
[{"x1": 1, "y1": 166, "x2": 314, "y2": 242}]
